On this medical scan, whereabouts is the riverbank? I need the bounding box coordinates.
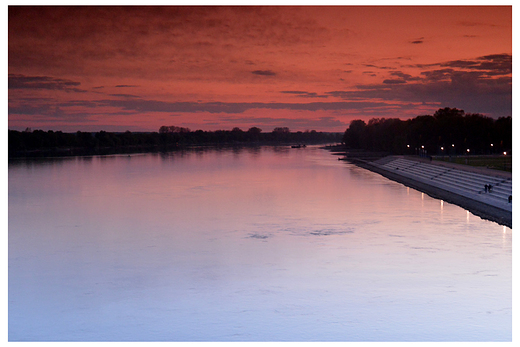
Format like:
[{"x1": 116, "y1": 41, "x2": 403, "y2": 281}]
[
  {"x1": 339, "y1": 151, "x2": 512, "y2": 228},
  {"x1": 8, "y1": 129, "x2": 343, "y2": 158}
]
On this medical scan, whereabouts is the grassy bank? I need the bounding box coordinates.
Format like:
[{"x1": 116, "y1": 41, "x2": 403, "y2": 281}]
[{"x1": 433, "y1": 155, "x2": 512, "y2": 172}]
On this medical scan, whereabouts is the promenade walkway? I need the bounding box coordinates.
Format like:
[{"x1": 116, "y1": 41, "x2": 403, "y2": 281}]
[{"x1": 371, "y1": 156, "x2": 512, "y2": 213}]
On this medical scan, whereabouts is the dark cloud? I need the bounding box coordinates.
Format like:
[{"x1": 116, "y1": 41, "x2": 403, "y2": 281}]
[
  {"x1": 383, "y1": 79, "x2": 407, "y2": 85},
  {"x1": 109, "y1": 94, "x2": 142, "y2": 98},
  {"x1": 218, "y1": 115, "x2": 347, "y2": 130},
  {"x1": 9, "y1": 103, "x2": 55, "y2": 115},
  {"x1": 326, "y1": 59, "x2": 512, "y2": 118},
  {"x1": 58, "y1": 100, "x2": 99, "y2": 108},
  {"x1": 8, "y1": 103, "x2": 95, "y2": 124},
  {"x1": 419, "y1": 68, "x2": 456, "y2": 82},
  {"x1": 458, "y1": 20, "x2": 497, "y2": 27},
  {"x1": 417, "y1": 54, "x2": 511, "y2": 76},
  {"x1": 389, "y1": 71, "x2": 420, "y2": 81},
  {"x1": 8, "y1": 97, "x2": 138, "y2": 126},
  {"x1": 411, "y1": 40, "x2": 423, "y2": 44},
  {"x1": 9, "y1": 96, "x2": 96, "y2": 116},
  {"x1": 8, "y1": 74, "x2": 86, "y2": 93},
  {"x1": 383, "y1": 71, "x2": 422, "y2": 84},
  {"x1": 10, "y1": 52, "x2": 511, "y2": 124},
  {"x1": 115, "y1": 85, "x2": 138, "y2": 88},
  {"x1": 9, "y1": 95, "x2": 361, "y2": 130},
  {"x1": 252, "y1": 70, "x2": 276, "y2": 76},
  {"x1": 281, "y1": 91, "x2": 328, "y2": 98},
  {"x1": 363, "y1": 64, "x2": 393, "y2": 70},
  {"x1": 101, "y1": 98, "x2": 389, "y2": 114},
  {"x1": 281, "y1": 91, "x2": 308, "y2": 95},
  {"x1": 8, "y1": 6, "x2": 332, "y2": 73},
  {"x1": 328, "y1": 54, "x2": 511, "y2": 119}
]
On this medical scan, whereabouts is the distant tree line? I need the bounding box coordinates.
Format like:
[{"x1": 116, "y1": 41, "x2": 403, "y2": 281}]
[
  {"x1": 342, "y1": 108, "x2": 512, "y2": 156},
  {"x1": 8, "y1": 126, "x2": 342, "y2": 158}
]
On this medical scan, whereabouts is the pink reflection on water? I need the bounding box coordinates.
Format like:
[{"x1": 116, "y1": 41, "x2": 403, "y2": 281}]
[{"x1": 8, "y1": 147, "x2": 512, "y2": 341}]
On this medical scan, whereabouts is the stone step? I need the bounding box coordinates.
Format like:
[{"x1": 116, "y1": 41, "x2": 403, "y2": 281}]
[
  {"x1": 382, "y1": 158, "x2": 512, "y2": 201},
  {"x1": 375, "y1": 158, "x2": 512, "y2": 214},
  {"x1": 387, "y1": 159, "x2": 511, "y2": 191}
]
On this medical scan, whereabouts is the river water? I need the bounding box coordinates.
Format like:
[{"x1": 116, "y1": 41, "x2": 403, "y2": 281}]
[{"x1": 8, "y1": 146, "x2": 512, "y2": 341}]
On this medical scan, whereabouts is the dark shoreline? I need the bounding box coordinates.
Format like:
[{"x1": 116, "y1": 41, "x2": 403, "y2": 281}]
[
  {"x1": 8, "y1": 128, "x2": 343, "y2": 159},
  {"x1": 331, "y1": 147, "x2": 512, "y2": 228},
  {"x1": 8, "y1": 141, "x2": 345, "y2": 159}
]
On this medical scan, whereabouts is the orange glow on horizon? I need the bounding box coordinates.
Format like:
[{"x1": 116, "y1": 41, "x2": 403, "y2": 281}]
[{"x1": 8, "y1": 6, "x2": 512, "y2": 132}]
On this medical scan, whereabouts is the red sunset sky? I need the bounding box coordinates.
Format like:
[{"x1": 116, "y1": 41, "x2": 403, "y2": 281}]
[{"x1": 8, "y1": 5, "x2": 512, "y2": 133}]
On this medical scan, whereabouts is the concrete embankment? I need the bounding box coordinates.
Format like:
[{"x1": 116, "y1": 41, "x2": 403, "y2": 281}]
[{"x1": 344, "y1": 154, "x2": 512, "y2": 228}]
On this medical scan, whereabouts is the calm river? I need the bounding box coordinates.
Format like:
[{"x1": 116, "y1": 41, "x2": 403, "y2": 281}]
[{"x1": 8, "y1": 146, "x2": 512, "y2": 341}]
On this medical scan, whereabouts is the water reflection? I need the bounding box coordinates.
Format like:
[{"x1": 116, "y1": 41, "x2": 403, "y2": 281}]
[{"x1": 8, "y1": 146, "x2": 511, "y2": 341}]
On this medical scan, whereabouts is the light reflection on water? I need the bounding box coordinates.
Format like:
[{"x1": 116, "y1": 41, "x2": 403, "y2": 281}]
[{"x1": 8, "y1": 146, "x2": 512, "y2": 341}]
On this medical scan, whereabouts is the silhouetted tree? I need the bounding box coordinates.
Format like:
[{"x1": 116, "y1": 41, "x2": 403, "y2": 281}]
[
  {"x1": 342, "y1": 107, "x2": 511, "y2": 155},
  {"x1": 247, "y1": 127, "x2": 262, "y2": 142},
  {"x1": 494, "y1": 116, "x2": 512, "y2": 152},
  {"x1": 272, "y1": 127, "x2": 290, "y2": 141},
  {"x1": 342, "y1": 120, "x2": 366, "y2": 148},
  {"x1": 8, "y1": 125, "x2": 342, "y2": 158}
]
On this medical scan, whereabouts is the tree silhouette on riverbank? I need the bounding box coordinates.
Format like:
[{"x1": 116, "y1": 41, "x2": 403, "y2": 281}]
[
  {"x1": 8, "y1": 126, "x2": 342, "y2": 158},
  {"x1": 342, "y1": 107, "x2": 511, "y2": 156}
]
